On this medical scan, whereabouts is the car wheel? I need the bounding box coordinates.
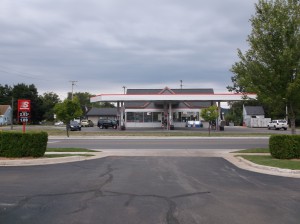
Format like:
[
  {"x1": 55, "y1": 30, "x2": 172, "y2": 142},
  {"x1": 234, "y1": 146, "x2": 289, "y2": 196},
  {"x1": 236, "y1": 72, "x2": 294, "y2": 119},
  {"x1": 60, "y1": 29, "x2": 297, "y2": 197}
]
[
  {"x1": 268, "y1": 126, "x2": 270, "y2": 130},
  {"x1": 283, "y1": 128, "x2": 287, "y2": 130},
  {"x1": 105, "y1": 126, "x2": 108, "y2": 129}
]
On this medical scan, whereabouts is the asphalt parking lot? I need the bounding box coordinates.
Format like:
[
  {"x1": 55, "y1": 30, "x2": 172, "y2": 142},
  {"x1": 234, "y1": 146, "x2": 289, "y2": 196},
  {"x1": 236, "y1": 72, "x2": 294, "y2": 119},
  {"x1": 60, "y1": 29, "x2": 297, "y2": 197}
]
[{"x1": 0, "y1": 156, "x2": 299, "y2": 224}]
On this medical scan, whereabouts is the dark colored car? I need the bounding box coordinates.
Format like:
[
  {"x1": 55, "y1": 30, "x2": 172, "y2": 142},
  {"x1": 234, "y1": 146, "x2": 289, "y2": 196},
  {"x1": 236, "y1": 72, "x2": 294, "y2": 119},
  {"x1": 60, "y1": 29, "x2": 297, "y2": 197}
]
[
  {"x1": 97, "y1": 119, "x2": 117, "y2": 129},
  {"x1": 68, "y1": 121, "x2": 81, "y2": 131}
]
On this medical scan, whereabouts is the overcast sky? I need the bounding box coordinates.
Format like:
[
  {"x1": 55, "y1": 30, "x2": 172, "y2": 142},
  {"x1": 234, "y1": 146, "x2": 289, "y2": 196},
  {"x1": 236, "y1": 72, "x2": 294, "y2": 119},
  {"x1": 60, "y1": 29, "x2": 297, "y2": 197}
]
[{"x1": 0, "y1": 0, "x2": 257, "y2": 99}]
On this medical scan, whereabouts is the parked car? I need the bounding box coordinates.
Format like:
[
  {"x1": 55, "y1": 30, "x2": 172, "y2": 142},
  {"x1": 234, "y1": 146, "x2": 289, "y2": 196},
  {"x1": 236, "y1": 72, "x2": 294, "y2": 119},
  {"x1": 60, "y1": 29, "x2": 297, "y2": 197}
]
[
  {"x1": 54, "y1": 121, "x2": 64, "y2": 126},
  {"x1": 267, "y1": 120, "x2": 288, "y2": 130},
  {"x1": 81, "y1": 119, "x2": 94, "y2": 127},
  {"x1": 68, "y1": 121, "x2": 81, "y2": 131},
  {"x1": 97, "y1": 119, "x2": 117, "y2": 129}
]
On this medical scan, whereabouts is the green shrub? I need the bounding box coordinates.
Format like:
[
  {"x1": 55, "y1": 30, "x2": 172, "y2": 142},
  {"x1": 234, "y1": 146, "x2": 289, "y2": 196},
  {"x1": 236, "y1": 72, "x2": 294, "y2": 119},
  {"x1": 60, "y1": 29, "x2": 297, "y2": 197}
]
[
  {"x1": 269, "y1": 135, "x2": 300, "y2": 159},
  {"x1": 0, "y1": 131, "x2": 48, "y2": 157}
]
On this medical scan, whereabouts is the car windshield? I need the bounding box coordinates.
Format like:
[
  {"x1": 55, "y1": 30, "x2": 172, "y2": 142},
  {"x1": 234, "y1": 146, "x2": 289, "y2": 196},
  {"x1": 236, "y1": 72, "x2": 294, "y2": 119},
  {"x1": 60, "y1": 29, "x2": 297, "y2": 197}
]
[{"x1": 70, "y1": 121, "x2": 79, "y2": 125}]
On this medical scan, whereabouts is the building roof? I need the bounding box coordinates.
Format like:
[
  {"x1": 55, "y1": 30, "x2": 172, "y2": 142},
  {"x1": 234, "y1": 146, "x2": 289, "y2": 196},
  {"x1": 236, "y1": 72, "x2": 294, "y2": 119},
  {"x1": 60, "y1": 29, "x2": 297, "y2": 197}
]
[
  {"x1": 244, "y1": 106, "x2": 265, "y2": 115},
  {"x1": 0, "y1": 105, "x2": 11, "y2": 115},
  {"x1": 91, "y1": 86, "x2": 257, "y2": 103},
  {"x1": 86, "y1": 108, "x2": 117, "y2": 116},
  {"x1": 126, "y1": 87, "x2": 214, "y2": 95}
]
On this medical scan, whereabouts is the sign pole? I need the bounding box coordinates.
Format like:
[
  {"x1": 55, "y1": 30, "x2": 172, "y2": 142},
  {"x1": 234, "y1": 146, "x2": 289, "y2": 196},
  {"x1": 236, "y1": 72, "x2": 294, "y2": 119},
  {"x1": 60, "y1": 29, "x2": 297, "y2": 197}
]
[{"x1": 22, "y1": 122, "x2": 26, "y2": 133}]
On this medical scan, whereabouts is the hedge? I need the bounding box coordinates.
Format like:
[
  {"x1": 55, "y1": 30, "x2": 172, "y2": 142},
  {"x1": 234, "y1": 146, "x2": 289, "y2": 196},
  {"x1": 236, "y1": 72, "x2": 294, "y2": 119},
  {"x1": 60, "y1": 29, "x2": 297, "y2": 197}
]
[
  {"x1": 0, "y1": 131, "x2": 48, "y2": 157},
  {"x1": 269, "y1": 135, "x2": 300, "y2": 159}
]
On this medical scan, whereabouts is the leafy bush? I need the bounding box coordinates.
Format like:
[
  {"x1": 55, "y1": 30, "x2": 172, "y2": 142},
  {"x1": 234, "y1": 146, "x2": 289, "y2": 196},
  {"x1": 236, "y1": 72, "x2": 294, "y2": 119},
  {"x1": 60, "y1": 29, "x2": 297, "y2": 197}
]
[
  {"x1": 269, "y1": 135, "x2": 300, "y2": 159},
  {"x1": 0, "y1": 132, "x2": 48, "y2": 157}
]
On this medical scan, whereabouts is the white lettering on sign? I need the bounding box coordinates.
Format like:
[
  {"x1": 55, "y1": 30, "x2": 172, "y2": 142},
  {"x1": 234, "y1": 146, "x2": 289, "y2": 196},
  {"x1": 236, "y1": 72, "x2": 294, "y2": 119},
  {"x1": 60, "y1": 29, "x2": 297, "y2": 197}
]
[
  {"x1": 20, "y1": 117, "x2": 29, "y2": 122},
  {"x1": 20, "y1": 101, "x2": 30, "y2": 109},
  {"x1": 19, "y1": 112, "x2": 30, "y2": 117}
]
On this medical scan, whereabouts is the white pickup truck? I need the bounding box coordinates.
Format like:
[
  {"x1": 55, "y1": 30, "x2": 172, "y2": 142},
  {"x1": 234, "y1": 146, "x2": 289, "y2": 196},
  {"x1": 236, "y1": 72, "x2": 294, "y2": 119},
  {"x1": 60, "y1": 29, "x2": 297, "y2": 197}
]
[{"x1": 267, "y1": 120, "x2": 288, "y2": 130}]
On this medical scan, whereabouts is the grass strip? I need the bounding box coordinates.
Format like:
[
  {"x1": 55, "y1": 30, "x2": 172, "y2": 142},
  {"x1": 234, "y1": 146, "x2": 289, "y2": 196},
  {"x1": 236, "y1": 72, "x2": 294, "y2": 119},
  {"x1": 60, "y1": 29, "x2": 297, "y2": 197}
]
[
  {"x1": 239, "y1": 155, "x2": 300, "y2": 170},
  {"x1": 46, "y1": 148, "x2": 97, "y2": 152},
  {"x1": 232, "y1": 148, "x2": 270, "y2": 153}
]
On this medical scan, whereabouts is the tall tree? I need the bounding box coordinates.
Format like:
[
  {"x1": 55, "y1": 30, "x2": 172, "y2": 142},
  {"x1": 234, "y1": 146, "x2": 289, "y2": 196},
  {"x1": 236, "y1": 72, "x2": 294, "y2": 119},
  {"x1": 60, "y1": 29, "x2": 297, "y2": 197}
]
[
  {"x1": 67, "y1": 92, "x2": 115, "y2": 115},
  {"x1": 68, "y1": 92, "x2": 92, "y2": 106},
  {"x1": 12, "y1": 83, "x2": 43, "y2": 124},
  {"x1": 40, "y1": 92, "x2": 61, "y2": 121},
  {"x1": 0, "y1": 84, "x2": 12, "y2": 105},
  {"x1": 228, "y1": 0, "x2": 300, "y2": 134}
]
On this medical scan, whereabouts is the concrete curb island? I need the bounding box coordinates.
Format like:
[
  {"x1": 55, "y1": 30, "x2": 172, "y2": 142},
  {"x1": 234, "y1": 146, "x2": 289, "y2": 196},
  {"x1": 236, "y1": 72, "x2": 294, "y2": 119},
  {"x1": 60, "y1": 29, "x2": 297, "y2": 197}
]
[
  {"x1": 0, "y1": 149, "x2": 299, "y2": 178},
  {"x1": 0, "y1": 135, "x2": 299, "y2": 178}
]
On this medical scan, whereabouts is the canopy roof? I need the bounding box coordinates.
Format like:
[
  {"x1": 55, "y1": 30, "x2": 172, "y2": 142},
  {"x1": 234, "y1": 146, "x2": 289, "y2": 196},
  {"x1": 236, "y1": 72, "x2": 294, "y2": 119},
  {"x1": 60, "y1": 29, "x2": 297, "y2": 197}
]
[{"x1": 91, "y1": 93, "x2": 257, "y2": 103}]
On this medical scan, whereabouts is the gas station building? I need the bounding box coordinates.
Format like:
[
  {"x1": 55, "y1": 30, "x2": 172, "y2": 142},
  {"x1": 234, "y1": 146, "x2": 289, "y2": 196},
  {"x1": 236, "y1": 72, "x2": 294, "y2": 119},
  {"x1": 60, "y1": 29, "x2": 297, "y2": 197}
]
[{"x1": 90, "y1": 87, "x2": 256, "y2": 130}]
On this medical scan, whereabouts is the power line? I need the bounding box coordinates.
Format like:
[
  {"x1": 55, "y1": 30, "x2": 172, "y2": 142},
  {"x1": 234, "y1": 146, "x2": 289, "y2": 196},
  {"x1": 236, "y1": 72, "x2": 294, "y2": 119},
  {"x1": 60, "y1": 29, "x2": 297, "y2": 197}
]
[{"x1": 0, "y1": 66, "x2": 46, "y2": 80}]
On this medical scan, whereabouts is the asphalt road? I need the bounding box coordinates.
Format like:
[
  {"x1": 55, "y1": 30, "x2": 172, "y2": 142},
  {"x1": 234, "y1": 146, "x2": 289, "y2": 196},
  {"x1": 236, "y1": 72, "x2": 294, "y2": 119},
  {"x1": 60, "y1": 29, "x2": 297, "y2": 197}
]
[
  {"x1": 47, "y1": 138, "x2": 269, "y2": 150},
  {"x1": 0, "y1": 157, "x2": 299, "y2": 224}
]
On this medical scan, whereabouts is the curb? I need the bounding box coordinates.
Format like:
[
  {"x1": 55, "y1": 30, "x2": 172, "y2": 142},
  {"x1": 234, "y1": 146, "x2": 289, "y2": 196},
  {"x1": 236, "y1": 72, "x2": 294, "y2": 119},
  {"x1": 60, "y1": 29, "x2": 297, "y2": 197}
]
[
  {"x1": 237, "y1": 156, "x2": 300, "y2": 175},
  {"x1": 1, "y1": 151, "x2": 299, "y2": 179}
]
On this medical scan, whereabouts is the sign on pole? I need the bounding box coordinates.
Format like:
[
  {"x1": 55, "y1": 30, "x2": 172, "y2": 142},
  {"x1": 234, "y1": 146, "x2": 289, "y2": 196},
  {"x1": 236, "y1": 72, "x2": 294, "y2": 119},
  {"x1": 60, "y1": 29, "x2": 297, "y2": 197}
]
[{"x1": 18, "y1": 99, "x2": 31, "y2": 133}]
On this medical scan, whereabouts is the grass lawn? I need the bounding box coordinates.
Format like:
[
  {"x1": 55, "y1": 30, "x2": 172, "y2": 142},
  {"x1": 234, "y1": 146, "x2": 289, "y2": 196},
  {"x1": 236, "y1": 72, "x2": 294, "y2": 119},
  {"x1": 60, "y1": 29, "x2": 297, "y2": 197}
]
[
  {"x1": 1, "y1": 125, "x2": 273, "y2": 137},
  {"x1": 239, "y1": 155, "x2": 300, "y2": 170},
  {"x1": 232, "y1": 148, "x2": 270, "y2": 153},
  {"x1": 44, "y1": 148, "x2": 97, "y2": 158}
]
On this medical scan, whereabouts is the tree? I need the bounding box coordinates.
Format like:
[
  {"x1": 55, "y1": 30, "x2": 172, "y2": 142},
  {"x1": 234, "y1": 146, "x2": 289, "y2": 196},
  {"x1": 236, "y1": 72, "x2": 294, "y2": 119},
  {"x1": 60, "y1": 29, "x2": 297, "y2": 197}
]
[
  {"x1": 12, "y1": 83, "x2": 43, "y2": 124},
  {"x1": 0, "y1": 84, "x2": 12, "y2": 105},
  {"x1": 68, "y1": 92, "x2": 92, "y2": 107},
  {"x1": 228, "y1": 0, "x2": 300, "y2": 134},
  {"x1": 40, "y1": 92, "x2": 61, "y2": 122},
  {"x1": 201, "y1": 105, "x2": 219, "y2": 136},
  {"x1": 54, "y1": 97, "x2": 83, "y2": 137},
  {"x1": 225, "y1": 100, "x2": 267, "y2": 126},
  {"x1": 67, "y1": 92, "x2": 115, "y2": 116}
]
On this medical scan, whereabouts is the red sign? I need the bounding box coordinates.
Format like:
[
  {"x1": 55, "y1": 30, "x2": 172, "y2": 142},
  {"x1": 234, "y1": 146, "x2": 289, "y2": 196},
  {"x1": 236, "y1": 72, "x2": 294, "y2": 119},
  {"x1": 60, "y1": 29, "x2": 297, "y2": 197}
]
[{"x1": 18, "y1": 99, "x2": 31, "y2": 111}]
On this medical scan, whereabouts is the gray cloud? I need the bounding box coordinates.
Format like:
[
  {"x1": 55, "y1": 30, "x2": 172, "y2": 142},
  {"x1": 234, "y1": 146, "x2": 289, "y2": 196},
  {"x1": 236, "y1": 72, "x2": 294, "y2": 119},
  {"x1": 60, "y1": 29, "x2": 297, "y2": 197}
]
[{"x1": 0, "y1": 0, "x2": 257, "y2": 98}]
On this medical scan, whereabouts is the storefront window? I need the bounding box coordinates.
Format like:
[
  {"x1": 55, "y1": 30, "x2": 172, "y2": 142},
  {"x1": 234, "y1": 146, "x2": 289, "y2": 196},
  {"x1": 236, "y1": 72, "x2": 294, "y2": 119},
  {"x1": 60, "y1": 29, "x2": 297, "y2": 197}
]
[
  {"x1": 144, "y1": 112, "x2": 152, "y2": 122},
  {"x1": 153, "y1": 112, "x2": 161, "y2": 122},
  {"x1": 134, "y1": 112, "x2": 143, "y2": 122},
  {"x1": 126, "y1": 112, "x2": 134, "y2": 122}
]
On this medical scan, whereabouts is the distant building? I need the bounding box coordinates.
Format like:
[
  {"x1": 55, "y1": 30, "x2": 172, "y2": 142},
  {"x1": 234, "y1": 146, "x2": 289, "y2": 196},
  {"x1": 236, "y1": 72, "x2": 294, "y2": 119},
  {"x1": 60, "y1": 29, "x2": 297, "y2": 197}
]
[
  {"x1": 243, "y1": 105, "x2": 270, "y2": 127},
  {"x1": 0, "y1": 105, "x2": 12, "y2": 125},
  {"x1": 86, "y1": 108, "x2": 118, "y2": 125}
]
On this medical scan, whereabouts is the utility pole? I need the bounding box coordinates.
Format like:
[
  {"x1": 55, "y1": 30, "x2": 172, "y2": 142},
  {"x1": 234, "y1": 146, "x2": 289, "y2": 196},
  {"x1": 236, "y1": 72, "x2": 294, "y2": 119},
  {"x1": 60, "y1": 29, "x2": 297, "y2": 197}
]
[
  {"x1": 10, "y1": 97, "x2": 13, "y2": 130},
  {"x1": 180, "y1": 80, "x2": 183, "y2": 89},
  {"x1": 70, "y1": 81, "x2": 78, "y2": 100},
  {"x1": 122, "y1": 86, "x2": 127, "y2": 94}
]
